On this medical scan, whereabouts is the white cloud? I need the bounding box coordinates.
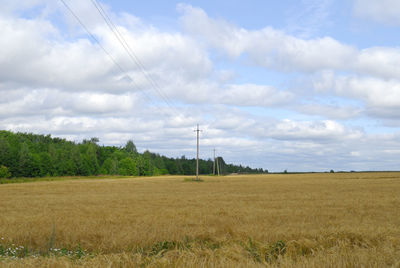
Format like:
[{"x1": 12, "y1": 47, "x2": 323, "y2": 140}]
[
  {"x1": 204, "y1": 110, "x2": 363, "y2": 143},
  {"x1": 220, "y1": 84, "x2": 293, "y2": 107},
  {"x1": 179, "y1": 4, "x2": 357, "y2": 72},
  {"x1": 0, "y1": 0, "x2": 47, "y2": 16},
  {"x1": 0, "y1": 5, "x2": 214, "y2": 96},
  {"x1": 163, "y1": 80, "x2": 294, "y2": 107},
  {"x1": 296, "y1": 103, "x2": 363, "y2": 120},
  {"x1": 314, "y1": 72, "x2": 400, "y2": 119},
  {"x1": 0, "y1": 88, "x2": 145, "y2": 118},
  {"x1": 353, "y1": 0, "x2": 400, "y2": 26},
  {"x1": 356, "y1": 47, "x2": 400, "y2": 80},
  {"x1": 0, "y1": 1, "x2": 400, "y2": 173},
  {"x1": 179, "y1": 4, "x2": 400, "y2": 80},
  {"x1": 265, "y1": 119, "x2": 363, "y2": 141},
  {"x1": 0, "y1": 16, "x2": 117, "y2": 91}
]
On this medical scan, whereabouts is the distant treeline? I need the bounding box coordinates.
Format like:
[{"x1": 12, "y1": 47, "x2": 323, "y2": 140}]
[{"x1": 0, "y1": 131, "x2": 266, "y2": 178}]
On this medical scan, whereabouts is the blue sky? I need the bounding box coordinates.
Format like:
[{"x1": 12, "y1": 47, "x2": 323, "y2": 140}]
[
  {"x1": 1, "y1": 0, "x2": 400, "y2": 171},
  {"x1": 100, "y1": 0, "x2": 398, "y2": 46}
]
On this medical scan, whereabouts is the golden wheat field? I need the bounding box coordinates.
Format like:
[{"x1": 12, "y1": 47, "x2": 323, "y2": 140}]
[{"x1": 0, "y1": 173, "x2": 399, "y2": 267}]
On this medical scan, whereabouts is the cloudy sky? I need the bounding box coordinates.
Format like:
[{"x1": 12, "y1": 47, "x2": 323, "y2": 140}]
[{"x1": 1, "y1": 0, "x2": 400, "y2": 172}]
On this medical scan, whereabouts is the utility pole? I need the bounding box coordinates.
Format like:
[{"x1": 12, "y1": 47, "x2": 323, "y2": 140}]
[
  {"x1": 194, "y1": 124, "x2": 202, "y2": 180},
  {"x1": 216, "y1": 155, "x2": 220, "y2": 176},
  {"x1": 213, "y1": 148, "x2": 216, "y2": 175}
]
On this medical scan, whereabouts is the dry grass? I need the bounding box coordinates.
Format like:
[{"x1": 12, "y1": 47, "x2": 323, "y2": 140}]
[{"x1": 0, "y1": 173, "x2": 400, "y2": 267}]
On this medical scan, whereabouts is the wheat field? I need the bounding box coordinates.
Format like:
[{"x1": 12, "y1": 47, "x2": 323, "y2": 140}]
[{"x1": 0, "y1": 173, "x2": 399, "y2": 267}]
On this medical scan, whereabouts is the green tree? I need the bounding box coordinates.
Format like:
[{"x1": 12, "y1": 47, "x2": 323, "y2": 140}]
[
  {"x1": 90, "y1": 137, "x2": 99, "y2": 144},
  {"x1": 100, "y1": 157, "x2": 119, "y2": 175},
  {"x1": 82, "y1": 143, "x2": 99, "y2": 175},
  {"x1": 18, "y1": 143, "x2": 34, "y2": 177},
  {"x1": 118, "y1": 157, "x2": 138, "y2": 176},
  {"x1": 124, "y1": 140, "x2": 137, "y2": 155},
  {"x1": 0, "y1": 137, "x2": 11, "y2": 167},
  {"x1": 48, "y1": 144, "x2": 59, "y2": 176},
  {"x1": 38, "y1": 152, "x2": 53, "y2": 176},
  {"x1": 71, "y1": 146, "x2": 83, "y2": 175},
  {"x1": 0, "y1": 135, "x2": 19, "y2": 176},
  {"x1": 31, "y1": 153, "x2": 42, "y2": 177},
  {"x1": 0, "y1": 165, "x2": 11, "y2": 178},
  {"x1": 165, "y1": 158, "x2": 179, "y2": 174},
  {"x1": 142, "y1": 150, "x2": 155, "y2": 176},
  {"x1": 0, "y1": 131, "x2": 266, "y2": 178}
]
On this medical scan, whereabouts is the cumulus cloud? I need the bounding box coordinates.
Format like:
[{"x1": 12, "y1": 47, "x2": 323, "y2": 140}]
[
  {"x1": 208, "y1": 119, "x2": 400, "y2": 172},
  {"x1": 0, "y1": 1, "x2": 210, "y2": 155},
  {"x1": 313, "y1": 72, "x2": 400, "y2": 119},
  {"x1": 0, "y1": 15, "x2": 215, "y2": 96},
  {"x1": 296, "y1": 103, "x2": 363, "y2": 120},
  {"x1": 262, "y1": 119, "x2": 363, "y2": 141},
  {"x1": 355, "y1": 47, "x2": 400, "y2": 80},
  {"x1": 0, "y1": 16, "x2": 120, "y2": 92},
  {"x1": 178, "y1": 4, "x2": 356, "y2": 72},
  {"x1": 204, "y1": 110, "x2": 363, "y2": 143},
  {"x1": 220, "y1": 84, "x2": 293, "y2": 107},
  {"x1": 1, "y1": 1, "x2": 400, "y2": 172},
  {"x1": 179, "y1": 4, "x2": 400, "y2": 80},
  {"x1": 162, "y1": 79, "x2": 294, "y2": 107}
]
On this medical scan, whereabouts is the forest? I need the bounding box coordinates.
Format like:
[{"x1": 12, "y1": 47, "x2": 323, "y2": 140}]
[{"x1": 0, "y1": 130, "x2": 266, "y2": 178}]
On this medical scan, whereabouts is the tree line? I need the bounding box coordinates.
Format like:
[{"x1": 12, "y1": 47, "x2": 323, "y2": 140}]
[{"x1": 0, "y1": 131, "x2": 267, "y2": 178}]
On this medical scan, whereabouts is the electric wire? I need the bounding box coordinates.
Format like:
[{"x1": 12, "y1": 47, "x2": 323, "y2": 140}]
[
  {"x1": 60, "y1": 0, "x2": 163, "y2": 111},
  {"x1": 92, "y1": 0, "x2": 177, "y2": 109},
  {"x1": 90, "y1": 0, "x2": 181, "y2": 116},
  {"x1": 61, "y1": 0, "x2": 229, "y2": 165}
]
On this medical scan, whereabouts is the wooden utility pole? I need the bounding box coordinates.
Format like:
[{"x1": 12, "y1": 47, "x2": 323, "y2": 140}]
[
  {"x1": 194, "y1": 124, "x2": 202, "y2": 180},
  {"x1": 216, "y1": 155, "x2": 220, "y2": 176},
  {"x1": 213, "y1": 148, "x2": 216, "y2": 175}
]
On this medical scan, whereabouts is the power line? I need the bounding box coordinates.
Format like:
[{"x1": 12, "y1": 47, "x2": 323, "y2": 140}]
[
  {"x1": 59, "y1": 0, "x2": 167, "y2": 113},
  {"x1": 60, "y1": 0, "x2": 123, "y2": 74},
  {"x1": 90, "y1": 0, "x2": 180, "y2": 116},
  {"x1": 61, "y1": 1, "x2": 224, "y2": 170}
]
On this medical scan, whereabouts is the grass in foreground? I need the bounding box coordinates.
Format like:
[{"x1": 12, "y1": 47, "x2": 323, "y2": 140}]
[{"x1": 0, "y1": 173, "x2": 400, "y2": 267}]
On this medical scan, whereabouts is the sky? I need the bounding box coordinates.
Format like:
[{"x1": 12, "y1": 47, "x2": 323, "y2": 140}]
[{"x1": 0, "y1": 0, "x2": 400, "y2": 172}]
